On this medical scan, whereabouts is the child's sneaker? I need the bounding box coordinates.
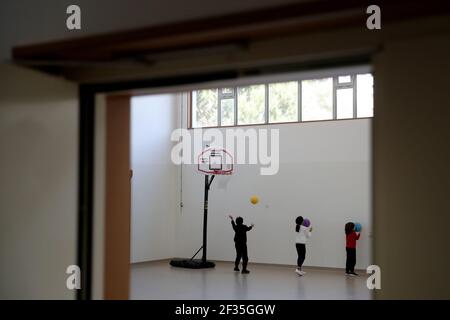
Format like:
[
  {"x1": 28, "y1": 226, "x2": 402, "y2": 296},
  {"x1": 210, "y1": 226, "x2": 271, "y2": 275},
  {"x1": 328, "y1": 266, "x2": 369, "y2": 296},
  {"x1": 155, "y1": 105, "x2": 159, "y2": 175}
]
[
  {"x1": 300, "y1": 271, "x2": 307, "y2": 276},
  {"x1": 351, "y1": 272, "x2": 359, "y2": 276},
  {"x1": 234, "y1": 267, "x2": 240, "y2": 272},
  {"x1": 241, "y1": 269, "x2": 250, "y2": 274},
  {"x1": 295, "y1": 269, "x2": 302, "y2": 276}
]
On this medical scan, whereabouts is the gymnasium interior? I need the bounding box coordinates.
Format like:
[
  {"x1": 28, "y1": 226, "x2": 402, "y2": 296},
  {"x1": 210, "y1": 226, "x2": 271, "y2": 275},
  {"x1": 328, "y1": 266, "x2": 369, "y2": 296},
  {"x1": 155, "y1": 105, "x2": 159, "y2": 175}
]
[{"x1": 0, "y1": 0, "x2": 449, "y2": 300}]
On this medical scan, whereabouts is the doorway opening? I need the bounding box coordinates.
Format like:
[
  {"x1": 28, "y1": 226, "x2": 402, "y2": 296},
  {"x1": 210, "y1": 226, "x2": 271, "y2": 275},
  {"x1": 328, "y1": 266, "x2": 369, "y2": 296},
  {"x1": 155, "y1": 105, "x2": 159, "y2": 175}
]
[{"x1": 91, "y1": 64, "x2": 374, "y2": 300}]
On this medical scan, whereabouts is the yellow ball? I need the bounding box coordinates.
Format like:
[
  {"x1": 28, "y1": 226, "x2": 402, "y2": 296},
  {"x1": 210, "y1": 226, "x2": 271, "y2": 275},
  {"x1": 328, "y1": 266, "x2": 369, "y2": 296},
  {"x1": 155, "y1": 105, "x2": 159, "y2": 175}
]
[{"x1": 250, "y1": 195, "x2": 259, "y2": 205}]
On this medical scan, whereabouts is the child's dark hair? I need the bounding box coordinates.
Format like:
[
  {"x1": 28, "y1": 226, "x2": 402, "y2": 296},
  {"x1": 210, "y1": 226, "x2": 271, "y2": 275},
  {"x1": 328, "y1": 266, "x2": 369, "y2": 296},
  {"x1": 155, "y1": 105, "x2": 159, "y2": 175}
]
[
  {"x1": 345, "y1": 222, "x2": 355, "y2": 235},
  {"x1": 295, "y1": 216, "x2": 304, "y2": 232},
  {"x1": 236, "y1": 217, "x2": 244, "y2": 225}
]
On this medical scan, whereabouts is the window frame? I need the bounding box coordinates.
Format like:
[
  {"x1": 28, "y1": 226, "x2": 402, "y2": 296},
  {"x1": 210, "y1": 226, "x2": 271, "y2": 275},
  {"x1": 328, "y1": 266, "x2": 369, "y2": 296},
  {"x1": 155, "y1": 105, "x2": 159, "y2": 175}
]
[
  {"x1": 218, "y1": 87, "x2": 236, "y2": 127},
  {"x1": 334, "y1": 74, "x2": 357, "y2": 120},
  {"x1": 189, "y1": 71, "x2": 372, "y2": 129}
]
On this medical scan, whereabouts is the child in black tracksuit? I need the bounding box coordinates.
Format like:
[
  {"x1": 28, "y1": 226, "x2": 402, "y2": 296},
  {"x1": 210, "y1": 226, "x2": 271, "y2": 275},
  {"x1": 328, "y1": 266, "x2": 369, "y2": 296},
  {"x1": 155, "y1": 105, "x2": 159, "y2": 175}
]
[{"x1": 229, "y1": 215, "x2": 254, "y2": 274}]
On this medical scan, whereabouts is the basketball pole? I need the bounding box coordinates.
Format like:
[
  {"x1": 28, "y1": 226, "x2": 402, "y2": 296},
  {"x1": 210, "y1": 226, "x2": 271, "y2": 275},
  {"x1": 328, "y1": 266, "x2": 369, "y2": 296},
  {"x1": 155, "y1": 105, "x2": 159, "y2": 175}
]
[
  {"x1": 202, "y1": 174, "x2": 215, "y2": 264},
  {"x1": 170, "y1": 148, "x2": 230, "y2": 269}
]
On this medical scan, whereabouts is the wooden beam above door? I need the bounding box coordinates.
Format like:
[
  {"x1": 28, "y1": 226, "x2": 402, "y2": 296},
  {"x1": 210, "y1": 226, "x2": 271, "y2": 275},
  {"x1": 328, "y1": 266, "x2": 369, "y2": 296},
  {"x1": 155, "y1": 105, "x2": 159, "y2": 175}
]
[{"x1": 12, "y1": 0, "x2": 450, "y2": 64}]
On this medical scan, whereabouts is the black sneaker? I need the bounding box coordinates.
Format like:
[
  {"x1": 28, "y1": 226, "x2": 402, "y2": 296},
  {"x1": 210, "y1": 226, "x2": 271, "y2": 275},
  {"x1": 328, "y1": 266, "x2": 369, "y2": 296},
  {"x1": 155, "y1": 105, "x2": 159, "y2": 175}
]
[
  {"x1": 234, "y1": 267, "x2": 240, "y2": 272},
  {"x1": 241, "y1": 269, "x2": 250, "y2": 274},
  {"x1": 351, "y1": 272, "x2": 359, "y2": 276}
]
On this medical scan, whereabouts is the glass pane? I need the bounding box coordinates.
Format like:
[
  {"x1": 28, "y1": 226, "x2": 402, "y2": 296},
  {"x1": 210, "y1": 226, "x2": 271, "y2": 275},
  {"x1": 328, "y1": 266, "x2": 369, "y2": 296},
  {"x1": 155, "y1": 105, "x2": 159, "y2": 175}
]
[
  {"x1": 220, "y1": 98, "x2": 234, "y2": 126},
  {"x1": 221, "y1": 88, "x2": 233, "y2": 95},
  {"x1": 357, "y1": 74, "x2": 374, "y2": 117},
  {"x1": 269, "y1": 81, "x2": 298, "y2": 123},
  {"x1": 192, "y1": 89, "x2": 218, "y2": 128},
  {"x1": 301, "y1": 78, "x2": 333, "y2": 121},
  {"x1": 338, "y1": 75, "x2": 352, "y2": 84},
  {"x1": 237, "y1": 85, "x2": 265, "y2": 125},
  {"x1": 337, "y1": 88, "x2": 354, "y2": 119}
]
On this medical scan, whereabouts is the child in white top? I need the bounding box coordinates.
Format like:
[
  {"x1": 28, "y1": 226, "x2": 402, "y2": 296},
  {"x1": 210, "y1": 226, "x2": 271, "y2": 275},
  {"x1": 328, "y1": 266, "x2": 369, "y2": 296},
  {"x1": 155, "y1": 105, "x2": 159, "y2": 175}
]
[{"x1": 295, "y1": 216, "x2": 312, "y2": 276}]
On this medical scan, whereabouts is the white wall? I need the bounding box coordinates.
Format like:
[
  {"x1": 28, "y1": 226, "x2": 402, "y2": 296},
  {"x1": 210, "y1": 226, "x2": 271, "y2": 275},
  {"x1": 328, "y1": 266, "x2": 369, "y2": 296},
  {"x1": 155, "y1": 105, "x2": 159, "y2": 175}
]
[
  {"x1": 177, "y1": 119, "x2": 372, "y2": 269},
  {"x1": 130, "y1": 94, "x2": 180, "y2": 263},
  {"x1": 0, "y1": 63, "x2": 78, "y2": 299}
]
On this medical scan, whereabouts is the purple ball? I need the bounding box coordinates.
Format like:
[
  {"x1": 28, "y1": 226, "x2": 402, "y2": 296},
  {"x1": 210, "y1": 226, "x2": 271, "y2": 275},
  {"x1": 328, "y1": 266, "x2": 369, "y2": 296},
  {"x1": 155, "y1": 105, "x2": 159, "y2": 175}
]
[{"x1": 302, "y1": 218, "x2": 311, "y2": 227}]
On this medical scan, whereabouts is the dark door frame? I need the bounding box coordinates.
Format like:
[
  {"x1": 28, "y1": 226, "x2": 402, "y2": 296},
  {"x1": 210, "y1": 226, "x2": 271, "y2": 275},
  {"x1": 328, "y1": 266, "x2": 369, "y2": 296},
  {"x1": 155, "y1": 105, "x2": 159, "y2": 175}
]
[{"x1": 76, "y1": 55, "x2": 370, "y2": 300}]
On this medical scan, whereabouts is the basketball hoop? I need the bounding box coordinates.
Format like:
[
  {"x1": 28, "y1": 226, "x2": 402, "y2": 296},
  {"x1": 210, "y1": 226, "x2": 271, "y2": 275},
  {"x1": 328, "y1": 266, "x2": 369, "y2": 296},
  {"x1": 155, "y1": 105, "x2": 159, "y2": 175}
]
[
  {"x1": 170, "y1": 148, "x2": 233, "y2": 269},
  {"x1": 198, "y1": 147, "x2": 233, "y2": 175}
]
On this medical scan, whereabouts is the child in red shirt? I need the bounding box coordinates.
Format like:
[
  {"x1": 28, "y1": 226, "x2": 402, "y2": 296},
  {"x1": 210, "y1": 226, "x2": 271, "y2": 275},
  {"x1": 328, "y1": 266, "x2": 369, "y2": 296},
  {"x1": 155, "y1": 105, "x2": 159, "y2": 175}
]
[{"x1": 345, "y1": 222, "x2": 360, "y2": 276}]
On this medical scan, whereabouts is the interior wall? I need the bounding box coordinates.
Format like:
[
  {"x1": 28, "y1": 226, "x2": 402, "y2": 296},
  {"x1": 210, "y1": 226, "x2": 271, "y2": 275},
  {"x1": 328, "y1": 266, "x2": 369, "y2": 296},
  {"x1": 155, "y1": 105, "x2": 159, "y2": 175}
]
[
  {"x1": 373, "y1": 33, "x2": 450, "y2": 299},
  {"x1": 130, "y1": 94, "x2": 181, "y2": 263},
  {"x1": 0, "y1": 63, "x2": 78, "y2": 299},
  {"x1": 177, "y1": 119, "x2": 372, "y2": 269}
]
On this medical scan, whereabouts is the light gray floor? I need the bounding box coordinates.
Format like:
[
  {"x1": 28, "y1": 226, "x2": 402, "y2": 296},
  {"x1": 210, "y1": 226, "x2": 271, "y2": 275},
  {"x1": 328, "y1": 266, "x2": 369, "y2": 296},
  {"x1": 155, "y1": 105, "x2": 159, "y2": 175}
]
[{"x1": 130, "y1": 260, "x2": 373, "y2": 300}]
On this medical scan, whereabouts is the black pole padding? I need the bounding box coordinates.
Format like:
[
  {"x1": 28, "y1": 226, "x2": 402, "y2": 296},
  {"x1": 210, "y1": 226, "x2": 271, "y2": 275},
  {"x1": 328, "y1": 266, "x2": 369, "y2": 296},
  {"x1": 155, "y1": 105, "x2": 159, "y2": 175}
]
[
  {"x1": 202, "y1": 174, "x2": 216, "y2": 264},
  {"x1": 202, "y1": 175, "x2": 209, "y2": 264}
]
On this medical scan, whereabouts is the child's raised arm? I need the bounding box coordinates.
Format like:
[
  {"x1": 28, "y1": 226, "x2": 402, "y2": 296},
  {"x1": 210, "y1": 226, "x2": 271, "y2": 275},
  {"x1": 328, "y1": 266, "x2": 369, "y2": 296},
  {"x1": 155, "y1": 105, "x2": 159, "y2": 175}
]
[{"x1": 229, "y1": 216, "x2": 237, "y2": 231}]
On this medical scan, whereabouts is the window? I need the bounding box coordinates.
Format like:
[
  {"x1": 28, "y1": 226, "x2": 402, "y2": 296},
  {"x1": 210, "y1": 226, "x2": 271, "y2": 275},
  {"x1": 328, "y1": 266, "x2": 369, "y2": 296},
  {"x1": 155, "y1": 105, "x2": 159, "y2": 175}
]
[
  {"x1": 336, "y1": 88, "x2": 354, "y2": 119},
  {"x1": 301, "y1": 78, "x2": 333, "y2": 121},
  {"x1": 192, "y1": 89, "x2": 218, "y2": 128},
  {"x1": 220, "y1": 98, "x2": 234, "y2": 126},
  {"x1": 237, "y1": 85, "x2": 265, "y2": 125},
  {"x1": 357, "y1": 74, "x2": 374, "y2": 118},
  {"x1": 338, "y1": 75, "x2": 352, "y2": 84},
  {"x1": 221, "y1": 88, "x2": 233, "y2": 95},
  {"x1": 190, "y1": 71, "x2": 373, "y2": 128},
  {"x1": 269, "y1": 81, "x2": 298, "y2": 123},
  {"x1": 218, "y1": 88, "x2": 235, "y2": 126}
]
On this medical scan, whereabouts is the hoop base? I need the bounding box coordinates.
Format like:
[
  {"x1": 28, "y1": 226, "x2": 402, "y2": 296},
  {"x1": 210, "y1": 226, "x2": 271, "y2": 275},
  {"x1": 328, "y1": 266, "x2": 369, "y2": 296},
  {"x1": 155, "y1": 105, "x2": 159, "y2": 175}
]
[{"x1": 169, "y1": 258, "x2": 215, "y2": 269}]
